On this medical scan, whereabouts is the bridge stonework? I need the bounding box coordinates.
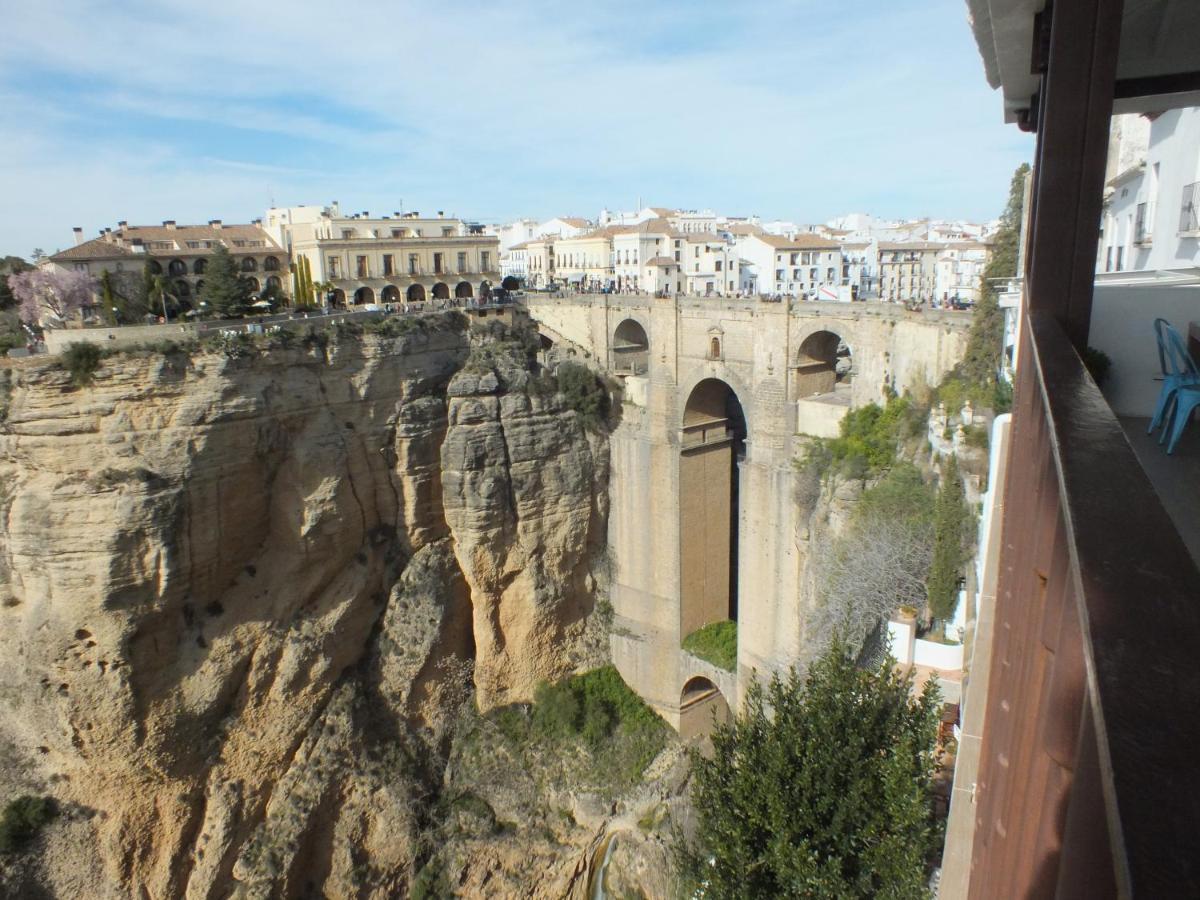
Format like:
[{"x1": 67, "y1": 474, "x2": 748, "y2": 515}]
[{"x1": 525, "y1": 294, "x2": 972, "y2": 729}]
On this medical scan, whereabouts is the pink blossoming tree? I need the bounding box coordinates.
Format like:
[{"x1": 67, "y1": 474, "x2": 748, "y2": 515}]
[{"x1": 9, "y1": 269, "x2": 94, "y2": 326}]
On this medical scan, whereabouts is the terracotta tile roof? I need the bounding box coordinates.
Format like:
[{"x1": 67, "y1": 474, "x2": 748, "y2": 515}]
[
  {"x1": 48, "y1": 238, "x2": 134, "y2": 262},
  {"x1": 508, "y1": 240, "x2": 533, "y2": 250},
  {"x1": 685, "y1": 232, "x2": 725, "y2": 243},
  {"x1": 51, "y1": 223, "x2": 281, "y2": 263},
  {"x1": 748, "y1": 233, "x2": 840, "y2": 250},
  {"x1": 726, "y1": 223, "x2": 764, "y2": 236},
  {"x1": 877, "y1": 241, "x2": 946, "y2": 251},
  {"x1": 645, "y1": 256, "x2": 675, "y2": 266},
  {"x1": 557, "y1": 217, "x2": 590, "y2": 228},
  {"x1": 648, "y1": 207, "x2": 674, "y2": 216}
]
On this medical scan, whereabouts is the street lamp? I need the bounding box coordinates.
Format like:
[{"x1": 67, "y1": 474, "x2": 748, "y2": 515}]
[{"x1": 112, "y1": 306, "x2": 119, "y2": 325}]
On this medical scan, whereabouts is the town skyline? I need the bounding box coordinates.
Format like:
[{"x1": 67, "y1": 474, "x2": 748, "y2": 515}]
[{"x1": 2, "y1": 0, "x2": 1032, "y2": 256}]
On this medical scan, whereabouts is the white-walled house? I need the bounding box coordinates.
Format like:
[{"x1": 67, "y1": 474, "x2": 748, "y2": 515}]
[{"x1": 734, "y1": 233, "x2": 841, "y2": 298}]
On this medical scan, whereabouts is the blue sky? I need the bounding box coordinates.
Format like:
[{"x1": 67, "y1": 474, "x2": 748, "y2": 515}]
[{"x1": 0, "y1": 0, "x2": 1032, "y2": 257}]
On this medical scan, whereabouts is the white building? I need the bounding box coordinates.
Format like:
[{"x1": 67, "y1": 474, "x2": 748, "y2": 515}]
[
  {"x1": 935, "y1": 242, "x2": 989, "y2": 305},
  {"x1": 734, "y1": 232, "x2": 842, "y2": 299}
]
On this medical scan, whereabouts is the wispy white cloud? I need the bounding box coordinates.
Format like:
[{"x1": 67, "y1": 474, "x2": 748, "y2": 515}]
[{"x1": 0, "y1": 0, "x2": 1031, "y2": 254}]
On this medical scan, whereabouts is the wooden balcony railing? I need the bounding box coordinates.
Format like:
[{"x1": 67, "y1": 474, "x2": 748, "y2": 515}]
[
  {"x1": 680, "y1": 417, "x2": 731, "y2": 449},
  {"x1": 970, "y1": 310, "x2": 1200, "y2": 898}
]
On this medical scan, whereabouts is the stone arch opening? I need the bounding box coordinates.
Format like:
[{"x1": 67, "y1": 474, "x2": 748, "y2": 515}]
[
  {"x1": 432, "y1": 282, "x2": 450, "y2": 300},
  {"x1": 168, "y1": 259, "x2": 186, "y2": 276},
  {"x1": 479, "y1": 280, "x2": 491, "y2": 298},
  {"x1": 678, "y1": 676, "x2": 732, "y2": 740},
  {"x1": 612, "y1": 318, "x2": 648, "y2": 374},
  {"x1": 501, "y1": 275, "x2": 520, "y2": 291},
  {"x1": 407, "y1": 283, "x2": 426, "y2": 302},
  {"x1": 241, "y1": 257, "x2": 258, "y2": 273},
  {"x1": 354, "y1": 286, "x2": 375, "y2": 305},
  {"x1": 264, "y1": 255, "x2": 281, "y2": 272},
  {"x1": 455, "y1": 281, "x2": 473, "y2": 298},
  {"x1": 193, "y1": 258, "x2": 207, "y2": 275},
  {"x1": 243, "y1": 276, "x2": 260, "y2": 292},
  {"x1": 265, "y1": 275, "x2": 281, "y2": 292},
  {"x1": 680, "y1": 378, "x2": 746, "y2": 635},
  {"x1": 147, "y1": 260, "x2": 163, "y2": 275},
  {"x1": 795, "y1": 330, "x2": 852, "y2": 397},
  {"x1": 330, "y1": 288, "x2": 346, "y2": 307},
  {"x1": 381, "y1": 285, "x2": 400, "y2": 303}
]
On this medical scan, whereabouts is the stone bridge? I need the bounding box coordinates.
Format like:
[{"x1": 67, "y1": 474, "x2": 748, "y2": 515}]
[{"x1": 524, "y1": 293, "x2": 972, "y2": 732}]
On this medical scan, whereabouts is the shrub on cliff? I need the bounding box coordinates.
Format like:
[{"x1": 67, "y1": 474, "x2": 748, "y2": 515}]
[
  {"x1": 61, "y1": 341, "x2": 104, "y2": 386},
  {"x1": 681, "y1": 620, "x2": 738, "y2": 671},
  {"x1": 0, "y1": 795, "x2": 57, "y2": 854},
  {"x1": 555, "y1": 361, "x2": 609, "y2": 431},
  {"x1": 675, "y1": 642, "x2": 941, "y2": 899}
]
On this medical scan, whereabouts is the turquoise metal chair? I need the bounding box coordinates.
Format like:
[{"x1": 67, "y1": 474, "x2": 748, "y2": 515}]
[
  {"x1": 1166, "y1": 383, "x2": 1200, "y2": 454},
  {"x1": 1149, "y1": 318, "x2": 1200, "y2": 437}
]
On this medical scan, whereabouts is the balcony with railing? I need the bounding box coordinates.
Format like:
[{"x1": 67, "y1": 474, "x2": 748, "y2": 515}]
[{"x1": 680, "y1": 416, "x2": 732, "y2": 449}]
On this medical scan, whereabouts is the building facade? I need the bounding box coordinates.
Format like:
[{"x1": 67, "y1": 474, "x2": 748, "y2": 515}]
[
  {"x1": 877, "y1": 241, "x2": 943, "y2": 304},
  {"x1": 44, "y1": 220, "x2": 287, "y2": 312},
  {"x1": 734, "y1": 233, "x2": 842, "y2": 298},
  {"x1": 265, "y1": 203, "x2": 500, "y2": 305}
]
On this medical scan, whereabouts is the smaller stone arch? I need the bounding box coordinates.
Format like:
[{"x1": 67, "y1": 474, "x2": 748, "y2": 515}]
[
  {"x1": 330, "y1": 288, "x2": 346, "y2": 307},
  {"x1": 381, "y1": 285, "x2": 401, "y2": 303},
  {"x1": 407, "y1": 283, "x2": 426, "y2": 302},
  {"x1": 148, "y1": 260, "x2": 163, "y2": 275},
  {"x1": 795, "y1": 329, "x2": 852, "y2": 398},
  {"x1": 612, "y1": 318, "x2": 649, "y2": 374},
  {"x1": 455, "y1": 281, "x2": 473, "y2": 299},
  {"x1": 678, "y1": 676, "x2": 731, "y2": 740},
  {"x1": 243, "y1": 276, "x2": 260, "y2": 292},
  {"x1": 478, "y1": 280, "x2": 491, "y2": 298},
  {"x1": 168, "y1": 259, "x2": 187, "y2": 276},
  {"x1": 432, "y1": 282, "x2": 450, "y2": 300},
  {"x1": 241, "y1": 257, "x2": 258, "y2": 273},
  {"x1": 264, "y1": 255, "x2": 281, "y2": 272},
  {"x1": 266, "y1": 275, "x2": 281, "y2": 291},
  {"x1": 354, "y1": 286, "x2": 375, "y2": 305},
  {"x1": 193, "y1": 258, "x2": 207, "y2": 275}
]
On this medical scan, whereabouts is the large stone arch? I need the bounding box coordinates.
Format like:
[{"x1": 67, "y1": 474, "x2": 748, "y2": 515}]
[
  {"x1": 678, "y1": 676, "x2": 732, "y2": 740},
  {"x1": 432, "y1": 282, "x2": 450, "y2": 300},
  {"x1": 407, "y1": 283, "x2": 426, "y2": 302},
  {"x1": 794, "y1": 327, "x2": 854, "y2": 397},
  {"x1": 676, "y1": 366, "x2": 756, "y2": 438},
  {"x1": 679, "y1": 377, "x2": 747, "y2": 639},
  {"x1": 354, "y1": 286, "x2": 375, "y2": 305},
  {"x1": 611, "y1": 318, "x2": 649, "y2": 374},
  {"x1": 455, "y1": 281, "x2": 473, "y2": 298},
  {"x1": 381, "y1": 285, "x2": 401, "y2": 304}
]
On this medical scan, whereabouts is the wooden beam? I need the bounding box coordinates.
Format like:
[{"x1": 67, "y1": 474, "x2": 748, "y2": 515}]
[{"x1": 1024, "y1": 0, "x2": 1124, "y2": 349}]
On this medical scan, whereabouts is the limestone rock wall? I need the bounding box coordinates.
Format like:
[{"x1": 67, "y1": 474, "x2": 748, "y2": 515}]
[{"x1": 0, "y1": 325, "x2": 609, "y2": 898}]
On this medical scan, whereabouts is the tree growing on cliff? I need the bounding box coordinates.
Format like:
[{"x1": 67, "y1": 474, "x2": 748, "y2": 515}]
[
  {"x1": 926, "y1": 456, "x2": 972, "y2": 622},
  {"x1": 9, "y1": 268, "x2": 93, "y2": 325},
  {"x1": 954, "y1": 163, "x2": 1030, "y2": 406},
  {"x1": 201, "y1": 244, "x2": 248, "y2": 317},
  {"x1": 809, "y1": 463, "x2": 935, "y2": 658},
  {"x1": 676, "y1": 641, "x2": 941, "y2": 899}
]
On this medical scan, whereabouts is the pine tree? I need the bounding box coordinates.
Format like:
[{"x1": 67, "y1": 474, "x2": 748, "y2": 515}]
[
  {"x1": 676, "y1": 642, "x2": 942, "y2": 899},
  {"x1": 201, "y1": 245, "x2": 247, "y2": 318},
  {"x1": 927, "y1": 456, "x2": 970, "y2": 621}
]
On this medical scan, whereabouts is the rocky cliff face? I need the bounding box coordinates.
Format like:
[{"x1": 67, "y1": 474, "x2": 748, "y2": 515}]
[{"x1": 0, "y1": 319, "x2": 612, "y2": 898}]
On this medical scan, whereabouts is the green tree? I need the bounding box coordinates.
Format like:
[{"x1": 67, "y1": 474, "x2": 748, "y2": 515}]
[
  {"x1": 676, "y1": 642, "x2": 941, "y2": 899},
  {"x1": 927, "y1": 456, "x2": 971, "y2": 622},
  {"x1": 201, "y1": 244, "x2": 247, "y2": 318},
  {"x1": 956, "y1": 163, "x2": 1030, "y2": 403},
  {"x1": 0, "y1": 256, "x2": 32, "y2": 310}
]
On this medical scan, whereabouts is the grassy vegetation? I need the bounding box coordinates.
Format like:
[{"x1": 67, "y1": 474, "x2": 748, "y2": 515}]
[
  {"x1": 60, "y1": 341, "x2": 105, "y2": 386},
  {"x1": 455, "y1": 666, "x2": 670, "y2": 800},
  {"x1": 803, "y1": 392, "x2": 926, "y2": 480},
  {"x1": 553, "y1": 361, "x2": 609, "y2": 431},
  {"x1": 681, "y1": 620, "x2": 738, "y2": 671},
  {"x1": 0, "y1": 795, "x2": 57, "y2": 854}
]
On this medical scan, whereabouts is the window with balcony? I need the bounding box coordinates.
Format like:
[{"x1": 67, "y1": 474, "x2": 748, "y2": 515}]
[
  {"x1": 408, "y1": 254, "x2": 419, "y2": 275},
  {"x1": 341, "y1": 229, "x2": 355, "y2": 239},
  {"x1": 328, "y1": 257, "x2": 341, "y2": 277},
  {"x1": 481, "y1": 251, "x2": 490, "y2": 270},
  {"x1": 383, "y1": 254, "x2": 394, "y2": 276},
  {"x1": 457, "y1": 252, "x2": 467, "y2": 272},
  {"x1": 356, "y1": 256, "x2": 368, "y2": 278},
  {"x1": 433, "y1": 253, "x2": 444, "y2": 274},
  {"x1": 442, "y1": 227, "x2": 453, "y2": 237}
]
